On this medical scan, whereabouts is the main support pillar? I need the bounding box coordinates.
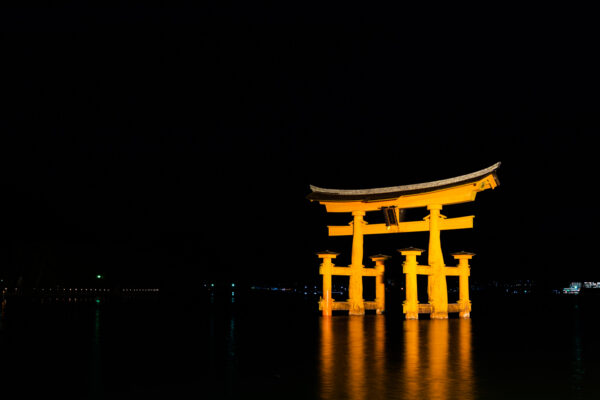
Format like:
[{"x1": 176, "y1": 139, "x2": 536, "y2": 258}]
[
  {"x1": 427, "y1": 204, "x2": 448, "y2": 319},
  {"x1": 451, "y1": 252, "x2": 474, "y2": 318},
  {"x1": 399, "y1": 248, "x2": 423, "y2": 319},
  {"x1": 348, "y1": 210, "x2": 366, "y2": 315},
  {"x1": 370, "y1": 254, "x2": 389, "y2": 314},
  {"x1": 317, "y1": 251, "x2": 339, "y2": 317}
]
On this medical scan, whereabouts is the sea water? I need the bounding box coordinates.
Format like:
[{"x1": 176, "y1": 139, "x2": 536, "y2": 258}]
[{"x1": 0, "y1": 292, "x2": 597, "y2": 399}]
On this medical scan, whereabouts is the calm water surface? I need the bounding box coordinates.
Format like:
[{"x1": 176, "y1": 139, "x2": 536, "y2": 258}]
[{"x1": 0, "y1": 293, "x2": 598, "y2": 399}]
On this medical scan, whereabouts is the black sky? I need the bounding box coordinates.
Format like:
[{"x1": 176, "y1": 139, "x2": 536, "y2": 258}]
[{"x1": 1, "y1": 4, "x2": 599, "y2": 289}]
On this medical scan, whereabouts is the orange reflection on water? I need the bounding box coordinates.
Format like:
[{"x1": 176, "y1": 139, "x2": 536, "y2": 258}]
[
  {"x1": 404, "y1": 318, "x2": 474, "y2": 400},
  {"x1": 456, "y1": 318, "x2": 474, "y2": 400},
  {"x1": 320, "y1": 317, "x2": 335, "y2": 398},
  {"x1": 372, "y1": 315, "x2": 385, "y2": 398},
  {"x1": 403, "y1": 319, "x2": 421, "y2": 398},
  {"x1": 427, "y1": 320, "x2": 449, "y2": 400},
  {"x1": 320, "y1": 316, "x2": 386, "y2": 400},
  {"x1": 320, "y1": 317, "x2": 474, "y2": 400},
  {"x1": 347, "y1": 316, "x2": 365, "y2": 399}
]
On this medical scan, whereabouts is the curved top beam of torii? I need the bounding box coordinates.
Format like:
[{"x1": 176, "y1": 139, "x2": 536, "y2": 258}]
[{"x1": 307, "y1": 162, "x2": 501, "y2": 213}]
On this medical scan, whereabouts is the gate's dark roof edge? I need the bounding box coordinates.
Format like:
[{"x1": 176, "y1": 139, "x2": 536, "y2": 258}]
[{"x1": 307, "y1": 162, "x2": 501, "y2": 202}]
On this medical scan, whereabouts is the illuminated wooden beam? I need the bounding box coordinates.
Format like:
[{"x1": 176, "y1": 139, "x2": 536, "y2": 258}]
[
  {"x1": 417, "y1": 265, "x2": 432, "y2": 275},
  {"x1": 321, "y1": 183, "x2": 481, "y2": 213},
  {"x1": 328, "y1": 266, "x2": 378, "y2": 277},
  {"x1": 444, "y1": 267, "x2": 461, "y2": 276},
  {"x1": 308, "y1": 163, "x2": 500, "y2": 213},
  {"x1": 330, "y1": 266, "x2": 352, "y2": 276},
  {"x1": 327, "y1": 216, "x2": 474, "y2": 236},
  {"x1": 402, "y1": 266, "x2": 463, "y2": 277},
  {"x1": 361, "y1": 268, "x2": 377, "y2": 277},
  {"x1": 321, "y1": 301, "x2": 381, "y2": 311}
]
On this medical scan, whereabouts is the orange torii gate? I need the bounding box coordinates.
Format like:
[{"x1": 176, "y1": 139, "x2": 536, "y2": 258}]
[{"x1": 308, "y1": 162, "x2": 500, "y2": 319}]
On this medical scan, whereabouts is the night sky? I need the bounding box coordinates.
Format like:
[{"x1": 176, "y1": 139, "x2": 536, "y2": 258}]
[{"x1": 1, "y1": 5, "x2": 598, "y2": 291}]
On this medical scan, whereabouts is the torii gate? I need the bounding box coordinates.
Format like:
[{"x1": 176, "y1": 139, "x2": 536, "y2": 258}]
[{"x1": 308, "y1": 162, "x2": 500, "y2": 319}]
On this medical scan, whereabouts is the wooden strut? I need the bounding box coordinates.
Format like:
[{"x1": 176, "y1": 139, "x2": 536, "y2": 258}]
[{"x1": 327, "y1": 215, "x2": 474, "y2": 236}]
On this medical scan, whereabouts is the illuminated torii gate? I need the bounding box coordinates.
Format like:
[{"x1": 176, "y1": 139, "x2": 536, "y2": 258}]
[{"x1": 308, "y1": 162, "x2": 500, "y2": 319}]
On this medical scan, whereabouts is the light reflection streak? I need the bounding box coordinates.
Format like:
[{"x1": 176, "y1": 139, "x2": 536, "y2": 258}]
[
  {"x1": 320, "y1": 317, "x2": 334, "y2": 399},
  {"x1": 0, "y1": 296, "x2": 5, "y2": 330},
  {"x1": 226, "y1": 316, "x2": 236, "y2": 397},
  {"x1": 403, "y1": 320, "x2": 421, "y2": 398},
  {"x1": 571, "y1": 304, "x2": 584, "y2": 395},
  {"x1": 89, "y1": 302, "x2": 103, "y2": 398},
  {"x1": 348, "y1": 316, "x2": 365, "y2": 400},
  {"x1": 320, "y1": 317, "x2": 474, "y2": 400},
  {"x1": 456, "y1": 318, "x2": 473, "y2": 399},
  {"x1": 372, "y1": 315, "x2": 385, "y2": 399},
  {"x1": 427, "y1": 320, "x2": 449, "y2": 400},
  {"x1": 320, "y1": 316, "x2": 386, "y2": 400}
]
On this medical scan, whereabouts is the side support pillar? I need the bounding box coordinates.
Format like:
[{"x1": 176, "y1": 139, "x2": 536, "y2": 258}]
[
  {"x1": 317, "y1": 251, "x2": 339, "y2": 317},
  {"x1": 427, "y1": 204, "x2": 448, "y2": 319},
  {"x1": 399, "y1": 248, "x2": 423, "y2": 320},
  {"x1": 452, "y1": 252, "x2": 474, "y2": 318},
  {"x1": 370, "y1": 254, "x2": 390, "y2": 314},
  {"x1": 349, "y1": 211, "x2": 366, "y2": 315}
]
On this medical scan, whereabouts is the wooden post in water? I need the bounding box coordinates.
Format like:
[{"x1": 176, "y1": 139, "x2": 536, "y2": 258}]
[
  {"x1": 317, "y1": 251, "x2": 338, "y2": 317},
  {"x1": 348, "y1": 211, "x2": 366, "y2": 315},
  {"x1": 427, "y1": 204, "x2": 448, "y2": 319},
  {"x1": 370, "y1": 254, "x2": 390, "y2": 314},
  {"x1": 399, "y1": 248, "x2": 423, "y2": 320},
  {"x1": 452, "y1": 252, "x2": 474, "y2": 318}
]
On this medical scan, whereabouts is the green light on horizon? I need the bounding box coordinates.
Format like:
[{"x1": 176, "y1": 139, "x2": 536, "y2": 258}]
[{"x1": 96, "y1": 274, "x2": 103, "y2": 279}]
